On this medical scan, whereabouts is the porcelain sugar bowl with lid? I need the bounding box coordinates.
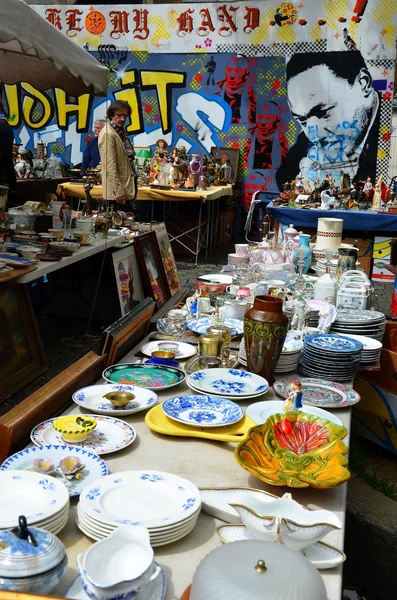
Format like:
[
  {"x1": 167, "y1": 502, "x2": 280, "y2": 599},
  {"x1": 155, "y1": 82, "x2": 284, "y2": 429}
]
[
  {"x1": 190, "y1": 540, "x2": 327, "y2": 600},
  {"x1": 0, "y1": 515, "x2": 67, "y2": 593}
]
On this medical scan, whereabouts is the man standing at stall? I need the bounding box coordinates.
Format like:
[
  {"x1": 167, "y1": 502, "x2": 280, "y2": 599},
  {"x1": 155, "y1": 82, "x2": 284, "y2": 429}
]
[
  {"x1": 98, "y1": 100, "x2": 137, "y2": 208},
  {"x1": 81, "y1": 119, "x2": 105, "y2": 173}
]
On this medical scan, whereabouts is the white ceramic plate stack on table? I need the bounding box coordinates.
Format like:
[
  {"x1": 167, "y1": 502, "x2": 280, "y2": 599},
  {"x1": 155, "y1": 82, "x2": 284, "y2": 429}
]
[
  {"x1": 76, "y1": 471, "x2": 201, "y2": 547},
  {"x1": 298, "y1": 334, "x2": 363, "y2": 381},
  {"x1": 336, "y1": 334, "x2": 382, "y2": 364},
  {"x1": 239, "y1": 336, "x2": 303, "y2": 373},
  {"x1": 186, "y1": 368, "x2": 269, "y2": 399},
  {"x1": 285, "y1": 299, "x2": 327, "y2": 328},
  {"x1": 0, "y1": 470, "x2": 70, "y2": 534},
  {"x1": 330, "y1": 309, "x2": 386, "y2": 341}
]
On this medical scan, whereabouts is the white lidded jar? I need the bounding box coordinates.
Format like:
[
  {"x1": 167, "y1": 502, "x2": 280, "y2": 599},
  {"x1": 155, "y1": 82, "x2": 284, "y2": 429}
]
[{"x1": 313, "y1": 272, "x2": 337, "y2": 302}]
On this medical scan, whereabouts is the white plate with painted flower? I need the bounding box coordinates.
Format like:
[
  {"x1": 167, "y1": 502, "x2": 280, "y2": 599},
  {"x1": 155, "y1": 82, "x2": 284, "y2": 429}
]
[
  {"x1": 187, "y1": 317, "x2": 244, "y2": 336},
  {"x1": 30, "y1": 415, "x2": 136, "y2": 455},
  {"x1": 273, "y1": 377, "x2": 361, "y2": 408},
  {"x1": 162, "y1": 395, "x2": 244, "y2": 428},
  {"x1": 72, "y1": 384, "x2": 158, "y2": 416},
  {"x1": 0, "y1": 445, "x2": 108, "y2": 497},
  {"x1": 186, "y1": 369, "x2": 269, "y2": 397}
]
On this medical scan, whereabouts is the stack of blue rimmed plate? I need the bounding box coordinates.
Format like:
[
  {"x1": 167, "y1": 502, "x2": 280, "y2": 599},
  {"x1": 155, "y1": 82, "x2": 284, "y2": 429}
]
[{"x1": 298, "y1": 334, "x2": 363, "y2": 381}]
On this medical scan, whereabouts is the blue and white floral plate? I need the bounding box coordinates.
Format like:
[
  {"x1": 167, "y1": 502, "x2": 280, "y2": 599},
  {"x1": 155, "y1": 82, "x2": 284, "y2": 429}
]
[
  {"x1": 79, "y1": 470, "x2": 201, "y2": 529},
  {"x1": 187, "y1": 317, "x2": 244, "y2": 336},
  {"x1": 162, "y1": 395, "x2": 244, "y2": 428},
  {"x1": 0, "y1": 470, "x2": 70, "y2": 528},
  {"x1": 65, "y1": 564, "x2": 166, "y2": 600},
  {"x1": 186, "y1": 368, "x2": 269, "y2": 398},
  {"x1": 0, "y1": 445, "x2": 108, "y2": 497},
  {"x1": 304, "y1": 334, "x2": 363, "y2": 353},
  {"x1": 72, "y1": 384, "x2": 158, "y2": 416},
  {"x1": 31, "y1": 415, "x2": 136, "y2": 456}
]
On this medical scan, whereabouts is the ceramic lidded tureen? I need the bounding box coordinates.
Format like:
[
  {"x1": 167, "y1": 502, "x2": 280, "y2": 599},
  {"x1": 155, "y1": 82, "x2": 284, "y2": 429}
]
[
  {"x1": 190, "y1": 540, "x2": 327, "y2": 600},
  {"x1": 0, "y1": 515, "x2": 67, "y2": 593}
]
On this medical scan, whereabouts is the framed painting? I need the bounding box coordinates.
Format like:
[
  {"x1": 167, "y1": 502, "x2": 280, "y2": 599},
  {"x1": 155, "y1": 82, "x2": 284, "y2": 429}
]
[
  {"x1": 111, "y1": 243, "x2": 144, "y2": 318},
  {"x1": 152, "y1": 222, "x2": 182, "y2": 296},
  {"x1": 210, "y1": 146, "x2": 240, "y2": 184},
  {"x1": 0, "y1": 284, "x2": 47, "y2": 402},
  {"x1": 134, "y1": 231, "x2": 171, "y2": 310}
]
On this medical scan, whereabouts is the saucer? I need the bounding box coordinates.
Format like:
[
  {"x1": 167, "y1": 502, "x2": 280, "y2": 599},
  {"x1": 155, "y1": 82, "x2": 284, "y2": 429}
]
[
  {"x1": 65, "y1": 564, "x2": 166, "y2": 600},
  {"x1": 216, "y1": 525, "x2": 345, "y2": 570}
]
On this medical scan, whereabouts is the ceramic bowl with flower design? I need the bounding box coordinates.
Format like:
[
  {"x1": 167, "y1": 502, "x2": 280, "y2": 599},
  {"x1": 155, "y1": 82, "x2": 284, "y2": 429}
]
[
  {"x1": 235, "y1": 412, "x2": 350, "y2": 489},
  {"x1": 53, "y1": 415, "x2": 97, "y2": 443}
]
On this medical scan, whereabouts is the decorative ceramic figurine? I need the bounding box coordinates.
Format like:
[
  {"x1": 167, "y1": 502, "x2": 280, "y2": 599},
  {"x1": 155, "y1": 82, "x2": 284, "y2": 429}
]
[
  {"x1": 290, "y1": 290, "x2": 309, "y2": 331},
  {"x1": 317, "y1": 297, "x2": 337, "y2": 334},
  {"x1": 371, "y1": 176, "x2": 382, "y2": 211},
  {"x1": 188, "y1": 154, "x2": 203, "y2": 188},
  {"x1": 363, "y1": 177, "x2": 373, "y2": 199},
  {"x1": 284, "y1": 381, "x2": 303, "y2": 412},
  {"x1": 320, "y1": 188, "x2": 335, "y2": 210}
]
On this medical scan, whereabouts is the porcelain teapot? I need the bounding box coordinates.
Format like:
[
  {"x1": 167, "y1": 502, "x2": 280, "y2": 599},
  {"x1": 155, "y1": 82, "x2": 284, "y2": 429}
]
[{"x1": 77, "y1": 526, "x2": 161, "y2": 600}]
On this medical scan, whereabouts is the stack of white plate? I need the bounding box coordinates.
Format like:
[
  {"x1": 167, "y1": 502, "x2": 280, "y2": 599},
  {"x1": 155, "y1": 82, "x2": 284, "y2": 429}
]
[
  {"x1": 228, "y1": 253, "x2": 249, "y2": 266},
  {"x1": 285, "y1": 299, "x2": 327, "y2": 328},
  {"x1": 77, "y1": 470, "x2": 201, "y2": 547},
  {"x1": 0, "y1": 471, "x2": 70, "y2": 534},
  {"x1": 336, "y1": 333, "x2": 382, "y2": 364},
  {"x1": 312, "y1": 258, "x2": 338, "y2": 275},
  {"x1": 239, "y1": 336, "x2": 303, "y2": 373},
  {"x1": 330, "y1": 309, "x2": 386, "y2": 341}
]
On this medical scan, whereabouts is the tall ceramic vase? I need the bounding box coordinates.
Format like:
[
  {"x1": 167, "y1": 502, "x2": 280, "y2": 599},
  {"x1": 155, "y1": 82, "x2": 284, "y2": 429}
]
[{"x1": 244, "y1": 295, "x2": 288, "y2": 386}]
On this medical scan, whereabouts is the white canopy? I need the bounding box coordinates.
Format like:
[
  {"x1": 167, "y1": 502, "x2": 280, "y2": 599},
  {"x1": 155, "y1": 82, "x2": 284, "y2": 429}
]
[{"x1": 0, "y1": 0, "x2": 108, "y2": 96}]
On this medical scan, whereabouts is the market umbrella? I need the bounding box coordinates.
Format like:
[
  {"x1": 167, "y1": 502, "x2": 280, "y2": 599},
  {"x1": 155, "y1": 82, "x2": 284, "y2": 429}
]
[{"x1": 0, "y1": 0, "x2": 108, "y2": 96}]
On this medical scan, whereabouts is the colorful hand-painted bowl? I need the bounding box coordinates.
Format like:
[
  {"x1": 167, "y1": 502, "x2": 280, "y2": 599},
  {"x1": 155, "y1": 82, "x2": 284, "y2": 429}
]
[
  {"x1": 53, "y1": 415, "x2": 97, "y2": 443},
  {"x1": 235, "y1": 412, "x2": 350, "y2": 489}
]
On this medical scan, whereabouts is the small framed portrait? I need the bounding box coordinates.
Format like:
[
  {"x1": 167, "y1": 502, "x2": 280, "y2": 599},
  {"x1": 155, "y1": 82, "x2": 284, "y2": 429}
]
[
  {"x1": 210, "y1": 146, "x2": 240, "y2": 184},
  {"x1": 111, "y1": 244, "x2": 144, "y2": 318},
  {"x1": 152, "y1": 222, "x2": 182, "y2": 296},
  {"x1": 134, "y1": 231, "x2": 171, "y2": 310}
]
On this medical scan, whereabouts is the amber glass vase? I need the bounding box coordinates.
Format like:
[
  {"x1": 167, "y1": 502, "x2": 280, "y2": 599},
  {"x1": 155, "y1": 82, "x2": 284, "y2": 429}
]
[{"x1": 244, "y1": 295, "x2": 288, "y2": 385}]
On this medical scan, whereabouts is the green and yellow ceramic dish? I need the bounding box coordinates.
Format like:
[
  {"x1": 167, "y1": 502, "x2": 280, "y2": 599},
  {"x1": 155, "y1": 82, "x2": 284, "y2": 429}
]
[
  {"x1": 235, "y1": 412, "x2": 350, "y2": 489},
  {"x1": 53, "y1": 415, "x2": 97, "y2": 443}
]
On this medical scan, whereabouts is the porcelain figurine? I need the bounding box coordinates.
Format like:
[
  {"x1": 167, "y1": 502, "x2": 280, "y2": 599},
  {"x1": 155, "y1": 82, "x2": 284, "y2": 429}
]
[
  {"x1": 320, "y1": 188, "x2": 335, "y2": 210},
  {"x1": 284, "y1": 381, "x2": 303, "y2": 413},
  {"x1": 363, "y1": 177, "x2": 373, "y2": 199},
  {"x1": 371, "y1": 176, "x2": 382, "y2": 211},
  {"x1": 289, "y1": 290, "x2": 309, "y2": 331},
  {"x1": 318, "y1": 296, "x2": 337, "y2": 333}
]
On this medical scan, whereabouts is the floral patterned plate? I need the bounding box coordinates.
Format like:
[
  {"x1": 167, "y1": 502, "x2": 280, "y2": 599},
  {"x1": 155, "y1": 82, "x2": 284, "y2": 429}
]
[
  {"x1": 30, "y1": 415, "x2": 136, "y2": 455},
  {"x1": 162, "y1": 395, "x2": 244, "y2": 428},
  {"x1": 273, "y1": 377, "x2": 361, "y2": 408},
  {"x1": 187, "y1": 317, "x2": 244, "y2": 336},
  {"x1": 102, "y1": 364, "x2": 185, "y2": 390},
  {"x1": 72, "y1": 384, "x2": 158, "y2": 416},
  {"x1": 186, "y1": 368, "x2": 269, "y2": 397},
  {"x1": 304, "y1": 334, "x2": 363, "y2": 353},
  {"x1": 235, "y1": 413, "x2": 350, "y2": 489},
  {"x1": 0, "y1": 445, "x2": 108, "y2": 497}
]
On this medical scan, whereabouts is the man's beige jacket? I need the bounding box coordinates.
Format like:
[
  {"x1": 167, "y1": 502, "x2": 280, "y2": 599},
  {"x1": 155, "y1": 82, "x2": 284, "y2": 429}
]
[{"x1": 98, "y1": 123, "x2": 136, "y2": 201}]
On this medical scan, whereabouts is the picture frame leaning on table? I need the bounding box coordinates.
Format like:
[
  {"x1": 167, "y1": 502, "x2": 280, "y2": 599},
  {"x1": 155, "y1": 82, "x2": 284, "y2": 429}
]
[
  {"x1": 152, "y1": 222, "x2": 182, "y2": 297},
  {"x1": 111, "y1": 243, "x2": 145, "y2": 318},
  {"x1": 134, "y1": 231, "x2": 171, "y2": 311}
]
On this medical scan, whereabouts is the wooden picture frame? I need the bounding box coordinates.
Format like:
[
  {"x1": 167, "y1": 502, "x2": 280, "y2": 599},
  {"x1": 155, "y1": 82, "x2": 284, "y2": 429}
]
[
  {"x1": 99, "y1": 297, "x2": 155, "y2": 366},
  {"x1": 210, "y1": 146, "x2": 240, "y2": 184},
  {"x1": 134, "y1": 231, "x2": 171, "y2": 310},
  {"x1": 0, "y1": 284, "x2": 47, "y2": 402},
  {"x1": 152, "y1": 222, "x2": 182, "y2": 296},
  {"x1": 111, "y1": 243, "x2": 144, "y2": 318}
]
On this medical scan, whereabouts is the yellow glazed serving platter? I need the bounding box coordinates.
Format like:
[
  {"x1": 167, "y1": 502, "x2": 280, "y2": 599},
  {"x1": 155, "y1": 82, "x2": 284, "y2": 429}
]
[
  {"x1": 145, "y1": 403, "x2": 255, "y2": 443},
  {"x1": 235, "y1": 412, "x2": 350, "y2": 489}
]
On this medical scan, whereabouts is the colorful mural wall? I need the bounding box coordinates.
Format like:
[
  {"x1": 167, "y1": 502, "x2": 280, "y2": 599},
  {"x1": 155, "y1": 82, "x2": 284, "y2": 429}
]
[{"x1": 3, "y1": 1, "x2": 396, "y2": 209}]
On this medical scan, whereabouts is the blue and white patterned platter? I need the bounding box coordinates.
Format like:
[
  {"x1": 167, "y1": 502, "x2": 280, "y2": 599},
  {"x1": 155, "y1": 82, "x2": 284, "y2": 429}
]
[
  {"x1": 187, "y1": 317, "x2": 244, "y2": 336},
  {"x1": 72, "y1": 384, "x2": 158, "y2": 416},
  {"x1": 0, "y1": 470, "x2": 70, "y2": 528},
  {"x1": 186, "y1": 368, "x2": 269, "y2": 398},
  {"x1": 162, "y1": 395, "x2": 244, "y2": 428},
  {"x1": 0, "y1": 445, "x2": 108, "y2": 497},
  {"x1": 79, "y1": 470, "x2": 201, "y2": 529},
  {"x1": 304, "y1": 334, "x2": 363, "y2": 353},
  {"x1": 31, "y1": 415, "x2": 136, "y2": 455},
  {"x1": 65, "y1": 564, "x2": 166, "y2": 600}
]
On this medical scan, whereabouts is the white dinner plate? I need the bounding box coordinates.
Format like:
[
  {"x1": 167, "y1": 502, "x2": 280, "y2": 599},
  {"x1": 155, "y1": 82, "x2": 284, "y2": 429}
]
[
  {"x1": 72, "y1": 384, "x2": 158, "y2": 416},
  {"x1": 141, "y1": 340, "x2": 196, "y2": 359},
  {"x1": 186, "y1": 369, "x2": 269, "y2": 397},
  {"x1": 245, "y1": 400, "x2": 343, "y2": 426}
]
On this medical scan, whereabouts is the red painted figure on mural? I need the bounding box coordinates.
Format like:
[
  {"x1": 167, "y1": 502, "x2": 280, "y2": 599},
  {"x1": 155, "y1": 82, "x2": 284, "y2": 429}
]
[
  {"x1": 244, "y1": 101, "x2": 288, "y2": 171},
  {"x1": 215, "y1": 56, "x2": 256, "y2": 125}
]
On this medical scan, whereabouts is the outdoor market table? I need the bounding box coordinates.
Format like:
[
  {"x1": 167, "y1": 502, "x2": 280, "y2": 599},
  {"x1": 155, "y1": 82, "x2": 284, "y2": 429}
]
[
  {"x1": 56, "y1": 183, "x2": 234, "y2": 264},
  {"x1": 45, "y1": 335, "x2": 350, "y2": 600}
]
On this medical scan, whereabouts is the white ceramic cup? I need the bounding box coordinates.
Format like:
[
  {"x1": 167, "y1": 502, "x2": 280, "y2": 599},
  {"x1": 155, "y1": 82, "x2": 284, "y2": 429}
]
[
  {"x1": 226, "y1": 284, "x2": 239, "y2": 295},
  {"x1": 235, "y1": 244, "x2": 249, "y2": 257},
  {"x1": 224, "y1": 300, "x2": 248, "y2": 320},
  {"x1": 76, "y1": 219, "x2": 93, "y2": 233}
]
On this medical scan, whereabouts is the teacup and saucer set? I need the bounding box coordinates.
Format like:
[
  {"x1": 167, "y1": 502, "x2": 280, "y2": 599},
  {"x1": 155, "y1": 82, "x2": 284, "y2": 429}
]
[{"x1": 74, "y1": 231, "x2": 93, "y2": 246}]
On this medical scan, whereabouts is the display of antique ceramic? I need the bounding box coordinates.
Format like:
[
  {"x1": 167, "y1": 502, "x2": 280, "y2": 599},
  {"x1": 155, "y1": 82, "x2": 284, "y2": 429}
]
[
  {"x1": 0, "y1": 516, "x2": 68, "y2": 594},
  {"x1": 189, "y1": 540, "x2": 327, "y2": 600},
  {"x1": 272, "y1": 378, "x2": 361, "y2": 408},
  {"x1": 1, "y1": 445, "x2": 108, "y2": 497},
  {"x1": 53, "y1": 415, "x2": 97, "y2": 443},
  {"x1": 235, "y1": 412, "x2": 350, "y2": 488},
  {"x1": 31, "y1": 415, "x2": 136, "y2": 455},
  {"x1": 187, "y1": 317, "x2": 243, "y2": 337},
  {"x1": 299, "y1": 333, "x2": 363, "y2": 381},
  {"x1": 330, "y1": 309, "x2": 386, "y2": 341},
  {"x1": 186, "y1": 369, "x2": 268, "y2": 398},
  {"x1": 337, "y1": 334, "x2": 382, "y2": 364},
  {"x1": 162, "y1": 395, "x2": 244, "y2": 428},
  {"x1": 229, "y1": 492, "x2": 341, "y2": 550},
  {"x1": 215, "y1": 526, "x2": 346, "y2": 571},
  {"x1": 292, "y1": 233, "x2": 312, "y2": 274},
  {"x1": 244, "y1": 295, "x2": 288, "y2": 385},
  {"x1": 102, "y1": 364, "x2": 186, "y2": 390},
  {"x1": 72, "y1": 384, "x2": 158, "y2": 416},
  {"x1": 315, "y1": 217, "x2": 343, "y2": 250},
  {"x1": 337, "y1": 247, "x2": 358, "y2": 276},
  {"x1": 76, "y1": 471, "x2": 201, "y2": 547},
  {"x1": 246, "y1": 400, "x2": 343, "y2": 426},
  {"x1": 282, "y1": 224, "x2": 300, "y2": 248},
  {"x1": 0, "y1": 471, "x2": 70, "y2": 534},
  {"x1": 77, "y1": 525, "x2": 162, "y2": 600}
]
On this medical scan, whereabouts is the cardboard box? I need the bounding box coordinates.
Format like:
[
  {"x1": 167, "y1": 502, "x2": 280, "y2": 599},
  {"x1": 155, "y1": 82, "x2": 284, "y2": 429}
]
[
  {"x1": 358, "y1": 256, "x2": 372, "y2": 278},
  {"x1": 372, "y1": 257, "x2": 394, "y2": 281},
  {"x1": 342, "y1": 236, "x2": 373, "y2": 257},
  {"x1": 372, "y1": 236, "x2": 392, "y2": 260}
]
